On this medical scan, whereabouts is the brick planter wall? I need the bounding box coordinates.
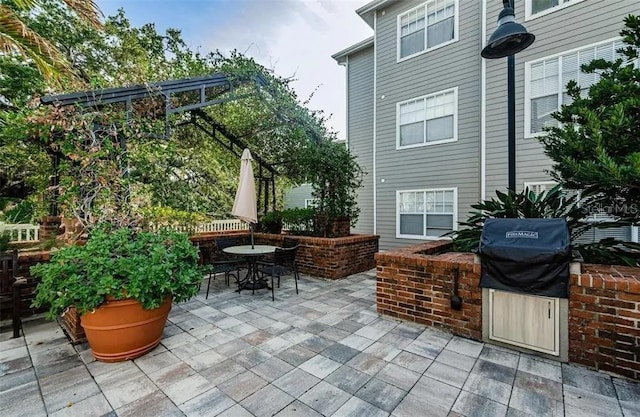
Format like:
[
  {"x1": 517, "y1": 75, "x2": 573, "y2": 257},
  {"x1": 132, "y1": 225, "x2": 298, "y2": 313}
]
[
  {"x1": 376, "y1": 241, "x2": 640, "y2": 380},
  {"x1": 376, "y1": 241, "x2": 483, "y2": 340},
  {"x1": 255, "y1": 233, "x2": 379, "y2": 279},
  {"x1": 569, "y1": 264, "x2": 640, "y2": 380}
]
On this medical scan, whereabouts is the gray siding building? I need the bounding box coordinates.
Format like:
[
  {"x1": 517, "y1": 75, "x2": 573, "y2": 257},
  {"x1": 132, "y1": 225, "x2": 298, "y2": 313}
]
[{"x1": 334, "y1": 0, "x2": 639, "y2": 250}]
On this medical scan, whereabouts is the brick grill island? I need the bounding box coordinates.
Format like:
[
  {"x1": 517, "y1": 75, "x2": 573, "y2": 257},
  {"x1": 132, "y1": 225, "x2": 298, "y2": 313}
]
[{"x1": 376, "y1": 241, "x2": 640, "y2": 380}]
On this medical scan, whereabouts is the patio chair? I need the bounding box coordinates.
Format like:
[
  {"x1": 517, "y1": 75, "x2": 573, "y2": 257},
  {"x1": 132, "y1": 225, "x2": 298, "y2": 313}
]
[
  {"x1": 0, "y1": 250, "x2": 38, "y2": 338},
  {"x1": 198, "y1": 243, "x2": 240, "y2": 299},
  {"x1": 257, "y1": 245, "x2": 300, "y2": 301}
]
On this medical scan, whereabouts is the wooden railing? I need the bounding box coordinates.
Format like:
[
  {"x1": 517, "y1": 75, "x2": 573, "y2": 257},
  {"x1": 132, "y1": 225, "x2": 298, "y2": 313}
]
[
  {"x1": 149, "y1": 219, "x2": 249, "y2": 234},
  {"x1": 0, "y1": 223, "x2": 39, "y2": 242}
]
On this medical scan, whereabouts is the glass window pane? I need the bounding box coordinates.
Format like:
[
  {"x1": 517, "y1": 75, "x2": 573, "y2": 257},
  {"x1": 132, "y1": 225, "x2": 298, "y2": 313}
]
[
  {"x1": 426, "y1": 214, "x2": 453, "y2": 229},
  {"x1": 400, "y1": 121, "x2": 425, "y2": 146},
  {"x1": 401, "y1": 29, "x2": 425, "y2": 58},
  {"x1": 532, "y1": 0, "x2": 559, "y2": 14},
  {"x1": 427, "y1": 16, "x2": 454, "y2": 48},
  {"x1": 426, "y1": 115, "x2": 453, "y2": 142},
  {"x1": 400, "y1": 214, "x2": 424, "y2": 235},
  {"x1": 425, "y1": 191, "x2": 435, "y2": 213},
  {"x1": 531, "y1": 95, "x2": 558, "y2": 133}
]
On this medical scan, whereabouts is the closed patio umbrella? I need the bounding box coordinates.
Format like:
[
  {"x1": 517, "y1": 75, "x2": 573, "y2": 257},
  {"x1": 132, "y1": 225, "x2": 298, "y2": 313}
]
[{"x1": 232, "y1": 149, "x2": 258, "y2": 248}]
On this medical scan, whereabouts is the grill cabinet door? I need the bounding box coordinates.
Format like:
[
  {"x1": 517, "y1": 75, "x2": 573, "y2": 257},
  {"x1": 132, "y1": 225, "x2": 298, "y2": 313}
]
[{"x1": 489, "y1": 289, "x2": 559, "y2": 356}]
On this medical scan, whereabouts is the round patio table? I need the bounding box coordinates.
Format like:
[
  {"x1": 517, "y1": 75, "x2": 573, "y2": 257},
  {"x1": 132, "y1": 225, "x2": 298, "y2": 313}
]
[{"x1": 223, "y1": 245, "x2": 277, "y2": 293}]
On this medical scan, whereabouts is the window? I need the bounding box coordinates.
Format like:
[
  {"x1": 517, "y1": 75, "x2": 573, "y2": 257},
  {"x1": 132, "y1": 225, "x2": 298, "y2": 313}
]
[
  {"x1": 304, "y1": 199, "x2": 316, "y2": 208},
  {"x1": 523, "y1": 181, "x2": 557, "y2": 195},
  {"x1": 525, "y1": 39, "x2": 624, "y2": 136},
  {"x1": 398, "y1": 0, "x2": 457, "y2": 60},
  {"x1": 526, "y1": 0, "x2": 586, "y2": 20},
  {"x1": 397, "y1": 188, "x2": 457, "y2": 239},
  {"x1": 397, "y1": 88, "x2": 457, "y2": 148}
]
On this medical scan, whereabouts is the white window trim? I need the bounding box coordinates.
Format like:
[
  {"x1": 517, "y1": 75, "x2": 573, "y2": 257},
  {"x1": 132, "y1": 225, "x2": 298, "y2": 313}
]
[
  {"x1": 396, "y1": 0, "x2": 459, "y2": 63},
  {"x1": 396, "y1": 187, "x2": 458, "y2": 240},
  {"x1": 524, "y1": 36, "x2": 621, "y2": 139},
  {"x1": 525, "y1": 0, "x2": 587, "y2": 22},
  {"x1": 523, "y1": 181, "x2": 558, "y2": 193},
  {"x1": 304, "y1": 199, "x2": 316, "y2": 208},
  {"x1": 396, "y1": 86, "x2": 458, "y2": 150}
]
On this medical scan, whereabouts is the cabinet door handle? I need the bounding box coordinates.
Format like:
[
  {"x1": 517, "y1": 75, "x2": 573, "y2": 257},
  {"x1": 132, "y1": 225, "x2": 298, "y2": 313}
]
[{"x1": 548, "y1": 302, "x2": 551, "y2": 319}]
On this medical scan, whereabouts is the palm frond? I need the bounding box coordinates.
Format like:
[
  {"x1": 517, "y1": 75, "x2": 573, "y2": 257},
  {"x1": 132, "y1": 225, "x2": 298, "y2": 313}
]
[{"x1": 60, "y1": 0, "x2": 103, "y2": 29}]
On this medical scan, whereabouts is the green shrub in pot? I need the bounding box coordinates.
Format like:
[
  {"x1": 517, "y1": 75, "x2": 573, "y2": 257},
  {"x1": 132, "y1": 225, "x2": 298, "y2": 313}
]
[
  {"x1": 259, "y1": 211, "x2": 283, "y2": 234},
  {"x1": 31, "y1": 225, "x2": 202, "y2": 318}
]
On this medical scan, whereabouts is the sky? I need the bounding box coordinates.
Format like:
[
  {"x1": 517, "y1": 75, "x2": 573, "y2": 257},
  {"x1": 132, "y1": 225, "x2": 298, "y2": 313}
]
[{"x1": 96, "y1": 0, "x2": 374, "y2": 138}]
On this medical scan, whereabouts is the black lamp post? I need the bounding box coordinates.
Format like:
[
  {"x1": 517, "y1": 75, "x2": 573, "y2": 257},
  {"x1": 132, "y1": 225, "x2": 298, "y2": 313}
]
[{"x1": 482, "y1": 0, "x2": 535, "y2": 192}]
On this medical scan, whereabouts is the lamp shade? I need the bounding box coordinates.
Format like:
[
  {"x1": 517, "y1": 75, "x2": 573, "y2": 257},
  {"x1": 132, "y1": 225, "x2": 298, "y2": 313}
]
[{"x1": 481, "y1": 7, "x2": 535, "y2": 59}]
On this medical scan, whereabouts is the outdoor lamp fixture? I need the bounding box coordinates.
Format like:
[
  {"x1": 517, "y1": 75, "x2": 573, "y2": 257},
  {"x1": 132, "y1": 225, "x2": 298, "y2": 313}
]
[{"x1": 482, "y1": 0, "x2": 535, "y2": 192}]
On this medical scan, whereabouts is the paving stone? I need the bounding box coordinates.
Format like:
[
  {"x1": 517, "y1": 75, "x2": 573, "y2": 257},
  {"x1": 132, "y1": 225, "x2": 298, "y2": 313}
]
[
  {"x1": 425, "y1": 360, "x2": 470, "y2": 388},
  {"x1": 228, "y1": 323, "x2": 260, "y2": 338},
  {"x1": 0, "y1": 345, "x2": 28, "y2": 362},
  {"x1": 232, "y1": 346, "x2": 273, "y2": 368},
  {"x1": 317, "y1": 326, "x2": 351, "y2": 342},
  {"x1": 354, "y1": 324, "x2": 391, "y2": 341},
  {"x1": 297, "y1": 335, "x2": 334, "y2": 353},
  {"x1": 514, "y1": 370, "x2": 562, "y2": 401},
  {"x1": 404, "y1": 339, "x2": 442, "y2": 359},
  {"x1": 392, "y1": 351, "x2": 433, "y2": 374},
  {"x1": 273, "y1": 368, "x2": 320, "y2": 398},
  {"x1": 613, "y1": 378, "x2": 640, "y2": 417},
  {"x1": 376, "y1": 362, "x2": 421, "y2": 391},
  {"x1": 0, "y1": 380, "x2": 47, "y2": 416},
  {"x1": 274, "y1": 400, "x2": 323, "y2": 417},
  {"x1": 446, "y1": 336, "x2": 484, "y2": 358},
  {"x1": 251, "y1": 356, "x2": 294, "y2": 382},
  {"x1": 161, "y1": 372, "x2": 213, "y2": 405},
  {"x1": 563, "y1": 384, "x2": 622, "y2": 417},
  {"x1": 114, "y1": 390, "x2": 182, "y2": 417},
  {"x1": 299, "y1": 380, "x2": 351, "y2": 415},
  {"x1": 325, "y1": 365, "x2": 371, "y2": 394},
  {"x1": 214, "y1": 338, "x2": 253, "y2": 358},
  {"x1": 452, "y1": 390, "x2": 508, "y2": 417},
  {"x1": 478, "y1": 345, "x2": 520, "y2": 369},
  {"x1": 562, "y1": 363, "x2": 616, "y2": 398},
  {"x1": 463, "y1": 372, "x2": 512, "y2": 405},
  {"x1": 31, "y1": 344, "x2": 84, "y2": 379},
  {"x1": 183, "y1": 348, "x2": 225, "y2": 371},
  {"x1": 363, "y1": 341, "x2": 402, "y2": 362},
  {"x1": 355, "y1": 377, "x2": 406, "y2": 412},
  {"x1": 333, "y1": 319, "x2": 365, "y2": 333},
  {"x1": 378, "y1": 333, "x2": 414, "y2": 350},
  {"x1": 241, "y1": 384, "x2": 295, "y2": 417},
  {"x1": 200, "y1": 358, "x2": 247, "y2": 385},
  {"x1": 135, "y1": 351, "x2": 182, "y2": 375},
  {"x1": 179, "y1": 387, "x2": 236, "y2": 417},
  {"x1": 217, "y1": 404, "x2": 254, "y2": 417},
  {"x1": 410, "y1": 376, "x2": 461, "y2": 411},
  {"x1": 393, "y1": 393, "x2": 449, "y2": 417},
  {"x1": 299, "y1": 355, "x2": 341, "y2": 379},
  {"x1": 435, "y1": 348, "x2": 478, "y2": 372},
  {"x1": 242, "y1": 330, "x2": 274, "y2": 346},
  {"x1": 472, "y1": 359, "x2": 517, "y2": 385},
  {"x1": 0, "y1": 366, "x2": 36, "y2": 392},
  {"x1": 509, "y1": 386, "x2": 564, "y2": 417},
  {"x1": 415, "y1": 327, "x2": 452, "y2": 349},
  {"x1": 259, "y1": 336, "x2": 294, "y2": 354},
  {"x1": 517, "y1": 355, "x2": 561, "y2": 383},
  {"x1": 160, "y1": 331, "x2": 197, "y2": 350},
  {"x1": 276, "y1": 344, "x2": 317, "y2": 366},
  {"x1": 40, "y1": 365, "x2": 101, "y2": 413},
  {"x1": 281, "y1": 328, "x2": 314, "y2": 345},
  {"x1": 333, "y1": 396, "x2": 389, "y2": 417},
  {"x1": 218, "y1": 370, "x2": 268, "y2": 402},
  {"x1": 321, "y1": 343, "x2": 360, "y2": 364},
  {"x1": 346, "y1": 352, "x2": 386, "y2": 375},
  {"x1": 339, "y1": 334, "x2": 376, "y2": 351}
]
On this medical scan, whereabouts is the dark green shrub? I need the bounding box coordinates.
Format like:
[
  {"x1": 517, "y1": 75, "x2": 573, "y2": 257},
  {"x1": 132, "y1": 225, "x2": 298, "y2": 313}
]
[
  {"x1": 281, "y1": 207, "x2": 314, "y2": 235},
  {"x1": 259, "y1": 211, "x2": 283, "y2": 234},
  {"x1": 451, "y1": 185, "x2": 588, "y2": 252},
  {"x1": 0, "y1": 231, "x2": 10, "y2": 252}
]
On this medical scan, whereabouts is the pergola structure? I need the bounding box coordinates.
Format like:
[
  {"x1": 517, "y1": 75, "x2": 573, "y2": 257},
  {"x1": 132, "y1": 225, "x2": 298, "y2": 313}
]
[{"x1": 41, "y1": 72, "x2": 290, "y2": 216}]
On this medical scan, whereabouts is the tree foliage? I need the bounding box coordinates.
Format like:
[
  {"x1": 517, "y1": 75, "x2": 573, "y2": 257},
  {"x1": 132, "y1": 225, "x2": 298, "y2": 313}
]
[{"x1": 539, "y1": 14, "x2": 640, "y2": 223}]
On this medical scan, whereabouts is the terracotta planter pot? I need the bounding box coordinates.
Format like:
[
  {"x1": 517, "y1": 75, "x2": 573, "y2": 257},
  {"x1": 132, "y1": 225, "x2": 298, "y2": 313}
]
[{"x1": 80, "y1": 296, "x2": 172, "y2": 362}]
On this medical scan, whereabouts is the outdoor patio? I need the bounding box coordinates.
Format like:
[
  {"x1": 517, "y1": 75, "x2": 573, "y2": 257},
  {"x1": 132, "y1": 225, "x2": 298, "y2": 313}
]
[{"x1": 1, "y1": 271, "x2": 639, "y2": 417}]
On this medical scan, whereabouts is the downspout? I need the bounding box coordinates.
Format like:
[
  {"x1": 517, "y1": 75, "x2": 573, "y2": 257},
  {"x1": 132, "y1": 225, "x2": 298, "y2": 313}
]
[
  {"x1": 373, "y1": 11, "x2": 378, "y2": 235},
  {"x1": 345, "y1": 56, "x2": 349, "y2": 150},
  {"x1": 481, "y1": 0, "x2": 487, "y2": 200}
]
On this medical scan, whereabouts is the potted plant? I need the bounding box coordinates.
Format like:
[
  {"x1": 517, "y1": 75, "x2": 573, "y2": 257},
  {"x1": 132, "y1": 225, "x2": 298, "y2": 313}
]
[{"x1": 31, "y1": 225, "x2": 201, "y2": 362}]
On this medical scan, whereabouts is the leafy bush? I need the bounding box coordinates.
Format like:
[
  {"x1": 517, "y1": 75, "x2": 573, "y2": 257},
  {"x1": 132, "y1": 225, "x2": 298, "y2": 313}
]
[
  {"x1": 259, "y1": 210, "x2": 283, "y2": 234},
  {"x1": 0, "y1": 231, "x2": 10, "y2": 252},
  {"x1": 281, "y1": 207, "x2": 314, "y2": 235},
  {"x1": 451, "y1": 185, "x2": 588, "y2": 252},
  {"x1": 31, "y1": 226, "x2": 202, "y2": 318},
  {"x1": 0, "y1": 198, "x2": 36, "y2": 223}
]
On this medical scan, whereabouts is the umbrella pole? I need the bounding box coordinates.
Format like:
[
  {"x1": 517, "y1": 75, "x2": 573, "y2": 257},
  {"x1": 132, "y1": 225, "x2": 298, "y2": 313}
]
[{"x1": 250, "y1": 223, "x2": 255, "y2": 249}]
